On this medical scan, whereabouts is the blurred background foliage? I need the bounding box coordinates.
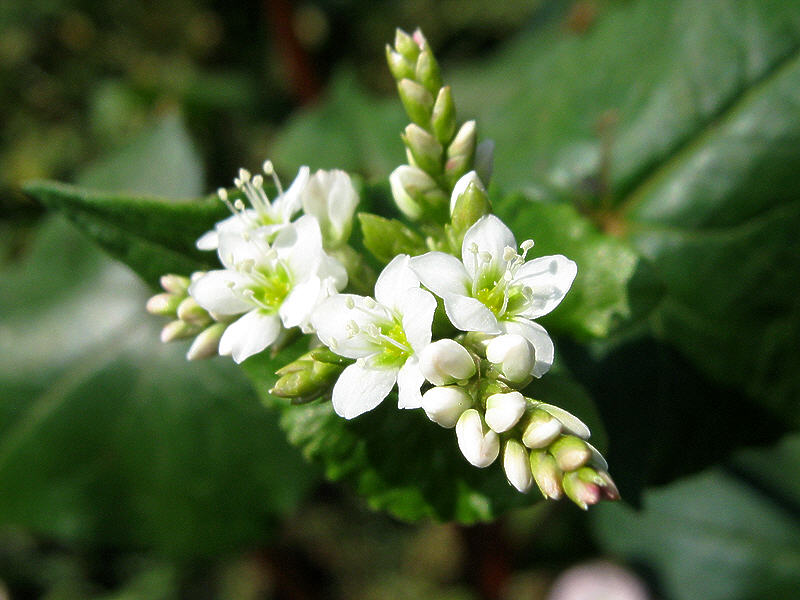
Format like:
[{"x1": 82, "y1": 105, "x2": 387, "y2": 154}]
[{"x1": 2, "y1": 0, "x2": 800, "y2": 598}]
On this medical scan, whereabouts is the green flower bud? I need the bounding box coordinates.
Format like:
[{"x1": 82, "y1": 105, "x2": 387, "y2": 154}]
[
  {"x1": 394, "y1": 28, "x2": 420, "y2": 62},
  {"x1": 160, "y1": 320, "x2": 200, "y2": 343},
  {"x1": 402, "y1": 124, "x2": 443, "y2": 176},
  {"x1": 186, "y1": 322, "x2": 226, "y2": 360},
  {"x1": 530, "y1": 450, "x2": 563, "y2": 500},
  {"x1": 550, "y1": 435, "x2": 592, "y2": 472},
  {"x1": 146, "y1": 292, "x2": 182, "y2": 316},
  {"x1": 397, "y1": 79, "x2": 434, "y2": 128},
  {"x1": 389, "y1": 165, "x2": 448, "y2": 222},
  {"x1": 563, "y1": 469, "x2": 601, "y2": 510},
  {"x1": 385, "y1": 45, "x2": 415, "y2": 81},
  {"x1": 431, "y1": 86, "x2": 457, "y2": 145},
  {"x1": 176, "y1": 296, "x2": 212, "y2": 326},
  {"x1": 159, "y1": 274, "x2": 191, "y2": 295},
  {"x1": 445, "y1": 120, "x2": 477, "y2": 186},
  {"x1": 415, "y1": 45, "x2": 442, "y2": 95},
  {"x1": 271, "y1": 350, "x2": 350, "y2": 403},
  {"x1": 450, "y1": 182, "x2": 492, "y2": 245},
  {"x1": 522, "y1": 408, "x2": 562, "y2": 449}
]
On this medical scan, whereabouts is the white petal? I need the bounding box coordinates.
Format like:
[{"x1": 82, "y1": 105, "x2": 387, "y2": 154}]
[
  {"x1": 456, "y1": 409, "x2": 499, "y2": 468},
  {"x1": 332, "y1": 362, "x2": 397, "y2": 419},
  {"x1": 410, "y1": 252, "x2": 470, "y2": 299},
  {"x1": 461, "y1": 215, "x2": 516, "y2": 280},
  {"x1": 279, "y1": 275, "x2": 321, "y2": 329},
  {"x1": 537, "y1": 403, "x2": 591, "y2": 440},
  {"x1": 196, "y1": 229, "x2": 220, "y2": 251},
  {"x1": 275, "y1": 165, "x2": 310, "y2": 222},
  {"x1": 374, "y1": 255, "x2": 419, "y2": 310},
  {"x1": 418, "y1": 339, "x2": 476, "y2": 386},
  {"x1": 219, "y1": 310, "x2": 282, "y2": 363},
  {"x1": 443, "y1": 293, "x2": 501, "y2": 334},
  {"x1": 274, "y1": 215, "x2": 323, "y2": 279},
  {"x1": 500, "y1": 318, "x2": 554, "y2": 378},
  {"x1": 504, "y1": 439, "x2": 533, "y2": 493},
  {"x1": 189, "y1": 270, "x2": 252, "y2": 315},
  {"x1": 396, "y1": 357, "x2": 425, "y2": 409},
  {"x1": 398, "y1": 288, "x2": 436, "y2": 353},
  {"x1": 485, "y1": 391, "x2": 526, "y2": 433},
  {"x1": 302, "y1": 169, "x2": 358, "y2": 245},
  {"x1": 449, "y1": 170, "x2": 485, "y2": 214},
  {"x1": 310, "y1": 294, "x2": 384, "y2": 358},
  {"x1": 513, "y1": 255, "x2": 578, "y2": 319}
]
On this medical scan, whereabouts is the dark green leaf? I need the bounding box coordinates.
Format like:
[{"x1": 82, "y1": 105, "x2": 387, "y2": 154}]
[{"x1": 592, "y1": 434, "x2": 800, "y2": 600}]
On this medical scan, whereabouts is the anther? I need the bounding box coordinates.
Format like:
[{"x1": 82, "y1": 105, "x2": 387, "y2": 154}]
[
  {"x1": 252, "y1": 174, "x2": 264, "y2": 188},
  {"x1": 217, "y1": 188, "x2": 228, "y2": 201},
  {"x1": 345, "y1": 297, "x2": 355, "y2": 309},
  {"x1": 238, "y1": 168, "x2": 251, "y2": 183},
  {"x1": 263, "y1": 160, "x2": 274, "y2": 175}
]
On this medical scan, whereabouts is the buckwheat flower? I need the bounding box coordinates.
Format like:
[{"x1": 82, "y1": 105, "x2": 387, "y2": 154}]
[
  {"x1": 311, "y1": 255, "x2": 436, "y2": 419},
  {"x1": 189, "y1": 215, "x2": 346, "y2": 363},
  {"x1": 411, "y1": 214, "x2": 577, "y2": 377},
  {"x1": 301, "y1": 169, "x2": 359, "y2": 249},
  {"x1": 196, "y1": 161, "x2": 310, "y2": 251}
]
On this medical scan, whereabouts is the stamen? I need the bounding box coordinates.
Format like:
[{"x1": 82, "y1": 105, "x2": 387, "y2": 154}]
[
  {"x1": 503, "y1": 246, "x2": 516, "y2": 262},
  {"x1": 345, "y1": 297, "x2": 356, "y2": 309},
  {"x1": 262, "y1": 159, "x2": 284, "y2": 195},
  {"x1": 238, "y1": 168, "x2": 251, "y2": 183}
]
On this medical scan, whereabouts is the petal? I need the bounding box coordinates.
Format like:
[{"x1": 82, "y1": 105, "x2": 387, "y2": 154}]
[
  {"x1": 196, "y1": 229, "x2": 220, "y2": 251},
  {"x1": 461, "y1": 214, "x2": 516, "y2": 280},
  {"x1": 410, "y1": 252, "x2": 470, "y2": 298},
  {"x1": 397, "y1": 357, "x2": 425, "y2": 409},
  {"x1": 443, "y1": 293, "x2": 501, "y2": 334},
  {"x1": 276, "y1": 165, "x2": 310, "y2": 222},
  {"x1": 189, "y1": 270, "x2": 252, "y2": 315},
  {"x1": 398, "y1": 288, "x2": 436, "y2": 353},
  {"x1": 500, "y1": 318, "x2": 554, "y2": 377},
  {"x1": 449, "y1": 170, "x2": 485, "y2": 214},
  {"x1": 374, "y1": 254, "x2": 419, "y2": 310},
  {"x1": 279, "y1": 275, "x2": 321, "y2": 329},
  {"x1": 219, "y1": 310, "x2": 282, "y2": 363},
  {"x1": 513, "y1": 255, "x2": 578, "y2": 319},
  {"x1": 274, "y1": 215, "x2": 323, "y2": 279},
  {"x1": 310, "y1": 294, "x2": 385, "y2": 358},
  {"x1": 332, "y1": 362, "x2": 397, "y2": 419}
]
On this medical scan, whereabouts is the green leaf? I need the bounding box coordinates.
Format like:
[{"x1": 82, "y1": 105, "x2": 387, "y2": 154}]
[
  {"x1": 0, "y1": 217, "x2": 316, "y2": 557},
  {"x1": 358, "y1": 212, "x2": 428, "y2": 264},
  {"x1": 592, "y1": 434, "x2": 800, "y2": 600}
]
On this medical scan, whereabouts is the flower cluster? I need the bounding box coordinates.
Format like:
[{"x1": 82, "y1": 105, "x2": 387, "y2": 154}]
[{"x1": 146, "y1": 28, "x2": 618, "y2": 509}]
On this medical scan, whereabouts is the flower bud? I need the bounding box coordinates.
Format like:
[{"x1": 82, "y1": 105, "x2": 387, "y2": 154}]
[
  {"x1": 397, "y1": 78, "x2": 434, "y2": 128},
  {"x1": 522, "y1": 408, "x2": 562, "y2": 448},
  {"x1": 549, "y1": 435, "x2": 591, "y2": 472},
  {"x1": 394, "y1": 28, "x2": 420, "y2": 62},
  {"x1": 485, "y1": 334, "x2": 534, "y2": 383},
  {"x1": 385, "y1": 46, "x2": 415, "y2": 81},
  {"x1": 402, "y1": 124, "x2": 443, "y2": 176},
  {"x1": 431, "y1": 86, "x2": 456, "y2": 144},
  {"x1": 474, "y1": 139, "x2": 495, "y2": 185},
  {"x1": 484, "y1": 391, "x2": 526, "y2": 433},
  {"x1": 186, "y1": 322, "x2": 226, "y2": 360},
  {"x1": 160, "y1": 320, "x2": 198, "y2": 343},
  {"x1": 504, "y1": 439, "x2": 533, "y2": 492},
  {"x1": 445, "y1": 120, "x2": 476, "y2": 185},
  {"x1": 537, "y1": 403, "x2": 591, "y2": 440},
  {"x1": 415, "y1": 45, "x2": 442, "y2": 94},
  {"x1": 146, "y1": 292, "x2": 182, "y2": 316},
  {"x1": 159, "y1": 274, "x2": 191, "y2": 295},
  {"x1": 271, "y1": 349, "x2": 348, "y2": 403},
  {"x1": 389, "y1": 165, "x2": 439, "y2": 220},
  {"x1": 449, "y1": 171, "x2": 486, "y2": 214},
  {"x1": 302, "y1": 169, "x2": 359, "y2": 249},
  {"x1": 421, "y1": 386, "x2": 472, "y2": 428},
  {"x1": 562, "y1": 469, "x2": 601, "y2": 510},
  {"x1": 456, "y1": 409, "x2": 499, "y2": 468},
  {"x1": 176, "y1": 296, "x2": 211, "y2": 326},
  {"x1": 419, "y1": 339, "x2": 476, "y2": 386},
  {"x1": 530, "y1": 450, "x2": 563, "y2": 499}
]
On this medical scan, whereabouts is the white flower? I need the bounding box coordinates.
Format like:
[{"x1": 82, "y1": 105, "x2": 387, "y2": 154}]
[
  {"x1": 189, "y1": 215, "x2": 346, "y2": 363},
  {"x1": 301, "y1": 169, "x2": 359, "y2": 249},
  {"x1": 410, "y1": 214, "x2": 577, "y2": 378},
  {"x1": 311, "y1": 255, "x2": 436, "y2": 419},
  {"x1": 196, "y1": 161, "x2": 310, "y2": 251}
]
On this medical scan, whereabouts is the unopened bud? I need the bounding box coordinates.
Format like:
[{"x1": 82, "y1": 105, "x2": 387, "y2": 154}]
[
  {"x1": 160, "y1": 320, "x2": 198, "y2": 343},
  {"x1": 456, "y1": 409, "x2": 499, "y2": 468},
  {"x1": 415, "y1": 45, "x2": 442, "y2": 94},
  {"x1": 474, "y1": 139, "x2": 495, "y2": 185},
  {"x1": 449, "y1": 171, "x2": 486, "y2": 215},
  {"x1": 271, "y1": 350, "x2": 347, "y2": 402},
  {"x1": 177, "y1": 297, "x2": 211, "y2": 326},
  {"x1": 530, "y1": 450, "x2": 563, "y2": 499},
  {"x1": 159, "y1": 274, "x2": 191, "y2": 295},
  {"x1": 562, "y1": 469, "x2": 601, "y2": 510},
  {"x1": 146, "y1": 293, "x2": 182, "y2": 316},
  {"x1": 504, "y1": 439, "x2": 533, "y2": 492},
  {"x1": 385, "y1": 46, "x2": 415, "y2": 81},
  {"x1": 402, "y1": 124, "x2": 443, "y2": 176},
  {"x1": 550, "y1": 435, "x2": 591, "y2": 472},
  {"x1": 419, "y1": 339, "x2": 476, "y2": 386},
  {"x1": 484, "y1": 391, "x2": 526, "y2": 433},
  {"x1": 421, "y1": 386, "x2": 472, "y2": 428},
  {"x1": 394, "y1": 28, "x2": 420, "y2": 62},
  {"x1": 522, "y1": 408, "x2": 562, "y2": 448},
  {"x1": 536, "y1": 403, "x2": 591, "y2": 440},
  {"x1": 432, "y1": 86, "x2": 456, "y2": 144},
  {"x1": 397, "y1": 79, "x2": 434, "y2": 128},
  {"x1": 186, "y1": 322, "x2": 226, "y2": 360},
  {"x1": 445, "y1": 120, "x2": 476, "y2": 185},
  {"x1": 485, "y1": 334, "x2": 534, "y2": 383},
  {"x1": 389, "y1": 165, "x2": 446, "y2": 221}
]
